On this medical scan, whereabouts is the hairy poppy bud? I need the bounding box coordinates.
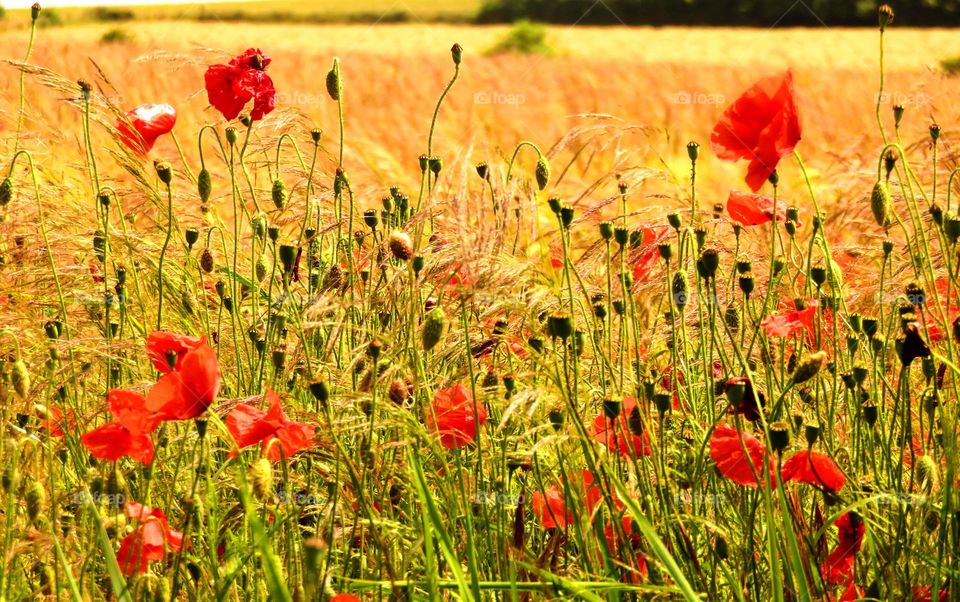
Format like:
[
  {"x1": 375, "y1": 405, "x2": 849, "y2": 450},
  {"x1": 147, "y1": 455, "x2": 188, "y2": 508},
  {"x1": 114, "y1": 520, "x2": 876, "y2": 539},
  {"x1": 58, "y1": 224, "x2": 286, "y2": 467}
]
[
  {"x1": 271, "y1": 179, "x2": 287, "y2": 210},
  {"x1": 870, "y1": 181, "x2": 892, "y2": 228},
  {"x1": 154, "y1": 161, "x2": 173, "y2": 185},
  {"x1": 792, "y1": 351, "x2": 826, "y2": 385},
  {"x1": 672, "y1": 270, "x2": 689, "y2": 308},
  {"x1": 11, "y1": 359, "x2": 30, "y2": 399},
  {"x1": 388, "y1": 230, "x2": 413, "y2": 261},
  {"x1": 769, "y1": 421, "x2": 790, "y2": 453},
  {"x1": 197, "y1": 168, "x2": 212, "y2": 203},
  {"x1": 200, "y1": 248, "x2": 214, "y2": 273},
  {"x1": 879, "y1": 4, "x2": 894, "y2": 30},
  {"x1": 254, "y1": 254, "x2": 268, "y2": 282},
  {"x1": 724, "y1": 304, "x2": 740, "y2": 332},
  {"x1": 0, "y1": 178, "x2": 12, "y2": 207},
  {"x1": 250, "y1": 458, "x2": 273, "y2": 500},
  {"x1": 422, "y1": 307, "x2": 449, "y2": 351},
  {"x1": 388, "y1": 378, "x2": 412, "y2": 406},
  {"x1": 916, "y1": 454, "x2": 939, "y2": 494},
  {"x1": 535, "y1": 156, "x2": 550, "y2": 190},
  {"x1": 686, "y1": 141, "x2": 700, "y2": 162},
  {"x1": 25, "y1": 480, "x2": 45, "y2": 524},
  {"x1": 326, "y1": 60, "x2": 341, "y2": 101},
  {"x1": 451, "y1": 43, "x2": 463, "y2": 65},
  {"x1": 31, "y1": 2, "x2": 41, "y2": 20}
]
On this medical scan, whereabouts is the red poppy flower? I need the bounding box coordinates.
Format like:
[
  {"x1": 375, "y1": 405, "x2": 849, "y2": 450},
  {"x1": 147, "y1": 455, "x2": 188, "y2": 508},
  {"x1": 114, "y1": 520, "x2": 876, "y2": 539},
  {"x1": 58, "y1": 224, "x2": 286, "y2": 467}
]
[
  {"x1": 426, "y1": 383, "x2": 487, "y2": 449},
  {"x1": 822, "y1": 512, "x2": 864, "y2": 585},
  {"x1": 531, "y1": 470, "x2": 602, "y2": 530},
  {"x1": 146, "y1": 331, "x2": 204, "y2": 374},
  {"x1": 760, "y1": 305, "x2": 817, "y2": 338},
  {"x1": 41, "y1": 406, "x2": 75, "y2": 437},
  {"x1": 146, "y1": 337, "x2": 220, "y2": 420},
  {"x1": 117, "y1": 103, "x2": 176, "y2": 155},
  {"x1": 330, "y1": 595, "x2": 362, "y2": 602},
  {"x1": 80, "y1": 390, "x2": 162, "y2": 465},
  {"x1": 631, "y1": 224, "x2": 670, "y2": 282},
  {"x1": 726, "y1": 191, "x2": 791, "y2": 226},
  {"x1": 912, "y1": 585, "x2": 950, "y2": 602},
  {"x1": 709, "y1": 424, "x2": 774, "y2": 487},
  {"x1": 117, "y1": 501, "x2": 184, "y2": 576},
  {"x1": 782, "y1": 450, "x2": 846, "y2": 491},
  {"x1": 711, "y1": 70, "x2": 801, "y2": 191},
  {"x1": 722, "y1": 377, "x2": 765, "y2": 422},
  {"x1": 204, "y1": 48, "x2": 276, "y2": 121},
  {"x1": 591, "y1": 396, "x2": 652, "y2": 458},
  {"x1": 226, "y1": 390, "x2": 316, "y2": 462}
]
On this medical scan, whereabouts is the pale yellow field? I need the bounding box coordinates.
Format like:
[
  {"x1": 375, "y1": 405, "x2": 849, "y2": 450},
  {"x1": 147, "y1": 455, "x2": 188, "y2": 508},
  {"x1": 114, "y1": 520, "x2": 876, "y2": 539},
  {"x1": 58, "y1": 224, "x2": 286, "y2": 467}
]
[{"x1": 1, "y1": 22, "x2": 958, "y2": 205}]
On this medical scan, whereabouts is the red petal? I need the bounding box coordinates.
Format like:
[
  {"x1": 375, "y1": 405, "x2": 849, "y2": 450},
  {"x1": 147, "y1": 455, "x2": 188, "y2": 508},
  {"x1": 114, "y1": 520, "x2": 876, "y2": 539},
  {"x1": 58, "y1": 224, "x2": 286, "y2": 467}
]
[
  {"x1": 108, "y1": 389, "x2": 162, "y2": 435},
  {"x1": 118, "y1": 103, "x2": 176, "y2": 155},
  {"x1": 205, "y1": 64, "x2": 249, "y2": 121},
  {"x1": 782, "y1": 450, "x2": 846, "y2": 491},
  {"x1": 146, "y1": 331, "x2": 203, "y2": 374},
  {"x1": 428, "y1": 384, "x2": 487, "y2": 449},
  {"x1": 81, "y1": 423, "x2": 153, "y2": 465},
  {"x1": 709, "y1": 425, "x2": 772, "y2": 487},
  {"x1": 225, "y1": 403, "x2": 276, "y2": 450}
]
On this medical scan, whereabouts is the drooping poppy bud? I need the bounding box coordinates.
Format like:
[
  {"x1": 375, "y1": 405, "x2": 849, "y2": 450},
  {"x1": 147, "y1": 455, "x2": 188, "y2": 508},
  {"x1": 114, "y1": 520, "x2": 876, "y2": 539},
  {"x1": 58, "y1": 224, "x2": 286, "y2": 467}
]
[
  {"x1": 792, "y1": 351, "x2": 826, "y2": 385},
  {"x1": 271, "y1": 179, "x2": 287, "y2": 210},
  {"x1": 535, "y1": 156, "x2": 550, "y2": 190},
  {"x1": 422, "y1": 307, "x2": 449, "y2": 351},
  {"x1": 870, "y1": 181, "x2": 892, "y2": 228},
  {"x1": 451, "y1": 43, "x2": 463, "y2": 65}
]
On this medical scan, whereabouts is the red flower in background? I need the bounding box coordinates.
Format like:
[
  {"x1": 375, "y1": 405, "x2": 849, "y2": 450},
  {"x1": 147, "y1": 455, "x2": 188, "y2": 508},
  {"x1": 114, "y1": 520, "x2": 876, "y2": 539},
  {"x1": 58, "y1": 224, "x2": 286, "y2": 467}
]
[
  {"x1": 591, "y1": 396, "x2": 652, "y2": 458},
  {"x1": 782, "y1": 449, "x2": 846, "y2": 491},
  {"x1": 912, "y1": 585, "x2": 950, "y2": 602},
  {"x1": 226, "y1": 390, "x2": 316, "y2": 462},
  {"x1": 117, "y1": 501, "x2": 184, "y2": 576},
  {"x1": 117, "y1": 103, "x2": 176, "y2": 155},
  {"x1": 427, "y1": 383, "x2": 487, "y2": 449},
  {"x1": 822, "y1": 512, "x2": 865, "y2": 586},
  {"x1": 531, "y1": 470, "x2": 602, "y2": 530},
  {"x1": 80, "y1": 390, "x2": 163, "y2": 465},
  {"x1": 761, "y1": 304, "x2": 817, "y2": 338},
  {"x1": 726, "y1": 190, "x2": 791, "y2": 226},
  {"x1": 41, "y1": 406, "x2": 75, "y2": 437},
  {"x1": 722, "y1": 376, "x2": 765, "y2": 422},
  {"x1": 631, "y1": 224, "x2": 670, "y2": 282},
  {"x1": 330, "y1": 595, "x2": 362, "y2": 602},
  {"x1": 205, "y1": 48, "x2": 276, "y2": 121},
  {"x1": 712, "y1": 70, "x2": 801, "y2": 191},
  {"x1": 603, "y1": 516, "x2": 649, "y2": 583},
  {"x1": 709, "y1": 424, "x2": 774, "y2": 487},
  {"x1": 145, "y1": 334, "x2": 220, "y2": 420}
]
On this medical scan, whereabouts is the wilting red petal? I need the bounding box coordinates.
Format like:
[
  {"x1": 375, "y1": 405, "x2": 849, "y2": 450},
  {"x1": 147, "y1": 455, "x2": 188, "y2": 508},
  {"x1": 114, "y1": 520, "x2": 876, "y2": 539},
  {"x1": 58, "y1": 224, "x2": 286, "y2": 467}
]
[
  {"x1": 81, "y1": 423, "x2": 154, "y2": 465},
  {"x1": 146, "y1": 331, "x2": 204, "y2": 374},
  {"x1": 782, "y1": 450, "x2": 846, "y2": 491},
  {"x1": 117, "y1": 528, "x2": 164, "y2": 575},
  {"x1": 711, "y1": 70, "x2": 801, "y2": 191},
  {"x1": 117, "y1": 103, "x2": 176, "y2": 155},
  {"x1": 265, "y1": 421, "x2": 316, "y2": 463},
  {"x1": 108, "y1": 389, "x2": 162, "y2": 435},
  {"x1": 726, "y1": 190, "x2": 790, "y2": 226},
  {"x1": 591, "y1": 396, "x2": 651, "y2": 458},
  {"x1": 709, "y1": 424, "x2": 773, "y2": 487},
  {"x1": 427, "y1": 383, "x2": 487, "y2": 449}
]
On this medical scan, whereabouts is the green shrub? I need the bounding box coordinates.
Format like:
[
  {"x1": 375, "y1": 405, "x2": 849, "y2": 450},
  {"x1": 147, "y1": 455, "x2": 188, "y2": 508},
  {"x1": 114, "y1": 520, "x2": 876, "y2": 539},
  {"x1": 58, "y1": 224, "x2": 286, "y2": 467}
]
[
  {"x1": 942, "y1": 55, "x2": 960, "y2": 76},
  {"x1": 487, "y1": 20, "x2": 554, "y2": 56},
  {"x1": 100, "y1": 27, "x2": 133, "y2": 44}
]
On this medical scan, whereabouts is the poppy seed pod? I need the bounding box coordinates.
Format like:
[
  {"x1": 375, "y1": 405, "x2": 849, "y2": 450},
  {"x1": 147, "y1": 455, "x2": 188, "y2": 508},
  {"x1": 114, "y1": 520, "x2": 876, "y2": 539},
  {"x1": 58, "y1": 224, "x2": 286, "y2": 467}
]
[
  {"x1": 451, "y1": 43, "x2": 463, "y2": 65},
  {"x1": 325, "y1": 60, "x2": 341, "y2": 101},
  {"x1": 602, "y1": 396, "x2": 622, "y2": 419},
  {"x1": 363, "y1": 209, "x2": 378, "y2": 230},
  {"x1": 0, "y1": 178, "x2": 12, "y2": 207},
  {"x1": 559, "y1": 206, "x2": 574, "y2": 229},
  {"x1": 658, "y1": 242, "x2": 673, "y2": 262},
  {"x1": 792, "y1": 351, "x2": 826, "y2": 385},
  {"x1": 804, "y1": 423, "x2": 821, "y2": 447},
  {"x1": 475, "y1": 162, "x2": 489, "y2": 180},
  {"x1": 31, "y1": 2, "x2": 41, "y2": 20},
  {"x1": 225, "y1": 127, "x2": 238, "y2": 145},
  {"x1": 694, "y1": 226, "x2": 707, "y2": 250},
  {"x1": 309, "y1": 379, "x2": 330, "y2": 405},
  {"x1": 810, "y1": 266, "x2": 827, "y2": 287},
  {"x1": 388, "y1": 230, "x2": 413, "y2": 261},
  {"x1": 278, "y1": 244, "x2": 297, "y2": 274},
  {"x1": 930, "y1": 123, "x2": 941, "y2": 143},
  {"x1": 667, "y1": 212, "x2": 682, "y2": 230},
  {"x1": 422, "y1": 307, "x2": 449, "y2": 351},
  {"x1": 739, "y1": 275, "x2": 754, "y2": 296},
  {"x1": 946, "y1": 217, "x2": 960, "y2": 244},
  {"x1": 429, "y1": 156, "x2": 442, "y2": 175},
  {"x1": 870, "y1": 181, "x2": 892, "y2": 228},
  {"x1": 700, "y1": 248, "x2": 720, "y2": 278},
  {"x1": 769, "y1": 421, "x2": 790, "y2": 453},
  {"x1": 250, "y1": 458, "x2": 273, "y2": 500},
  {"x1": 310, "y1": 128, "x2": 321, "y2": 144},
  {"x1": 199, "y1": 248, "x2": 214, "y2": 273},
  {"x1": 535, "y1": 156, "x2": 550, "y2": 190},
  {"x1": 879, "y1": 4, "x2": 894, "y2": 29},
  {"x1": 686, "y1": 141, "x2": 700, "y2": 162},
  {"x1": 154, "y1": 161, "x2": 173, "y2": 185},
  {"x1": 654, "y1": 392, "x2": 672, "y2": 415},
  {"x1": 185, "y1": 228, "x2": 199, "y2": 249},
  {"x1": 271, "y1": 179, "x2": 287, "y2": 210},
  {"x1": 546, "y1": 313, "x2": 572, "y2": 340},
  {"x1": 599, "y1": 221, "x2": 614, "y2": 241},
  {"x1": 613, "y1": 226, "x2": 629, "y2": 246}
]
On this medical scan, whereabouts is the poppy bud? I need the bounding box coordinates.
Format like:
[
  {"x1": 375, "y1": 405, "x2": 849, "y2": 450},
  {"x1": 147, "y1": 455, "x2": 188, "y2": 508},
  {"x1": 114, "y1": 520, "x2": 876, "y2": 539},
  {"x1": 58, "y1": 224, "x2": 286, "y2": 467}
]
[
  {"x1": 714, "y1": 536, "x2": 729, "y2": 560},
  {"x1": 924, "y1": 509, "x2": 940, "y2": 533},
  {"x1": 803, "y1": 423, "x2": 820, "y2": 447},
  {"x1": 11, "y1": 359, "x2": 30, "y2": 399},
  {"x1": 225, "y1": 127, "x2": 238, "y2": 145},
  {"x1": 184, "y1": 228, "x2": 200, "y2": 250},
  {"x1": 250, "y1": 458, "x2": 273, "y2": 500},
  {"x1": 667, "y1": 212, "x2": 682, "y2": 230},
  {"x1": 450, "y1": 42, "x2": 463, "y2": 65},
  {"x1": 271, "y1": 179, "x2": 287, "y2": 210},
  {"x1": 200, "y1": 248, "x2": 215, "y2": 273},
  {"x1": 429, "y1": 156, "x2": 442, "y2": 176},
  {"x1": 870, "y1": 181, "x2": 892, "y2": 228},
  {"x1": 672, "y1": 270, "x2": 689, "y2": 308},
  {"x1": 475, "y1": 162, "x2": 489, "y2": 180},
  {"x1": 0, "y1": 178, "x2": 12, "y2": 207},
  {"x1": 546, "y1": 313, "x2": 572, "y2": 340},
  {"x1": 878, "y1": 4, "x2": 894, "y2": 29},
  {"x1": 422, "y1": 307, "x2": 449, "y2": 351},
  {"x1": 309, "y1": 380, "x2": 330, "y2": 406},
  {"x1": 769, "y1": 421, "x2": 790, "y2": 453},
  {"x1": 154, "y1": 161, "x2": 173, "y2": 185},
  {"x1": 768, "y1": 170, "x2": 779, "y2": 187},
  {"x1": 388, "y1": 230, "x2": 413, "y2": 261},
  {"x1": 535, "y1": 157, "x2": 550, "y2": 190},
  {"x1": 724, "y1": 304, "x2": 740, "y2": 332},
  {"x1": 388, "y1": 378, "x2": 412, "y2": 406},
  {"x1": 792, "y1": 351, "x2": 826, "y2": 385},
  {"x1": 686, "y1": 141, "x2": 700, "y2": 162},
  {"x1": 278, "y1": 244, "x2": 297, "y2": 274},
  {"x1": 25, "y1": 480, "x2": 45, "y2": 524},
  {"x1": 916, "y1": 454, "x2": 939, "y2": 494},
  {"x1": 31, "y1": 2, "x2": 41, "y2": 20},
  {"x1": 196, "y1": 168, "x2": 212, "y2": 204},
  {"x1": 255, "y1": 254, "x2": 268, "y2": 282},
  {"x1": 602, "y1": 396, "x2": 622, "y2": 419}
]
